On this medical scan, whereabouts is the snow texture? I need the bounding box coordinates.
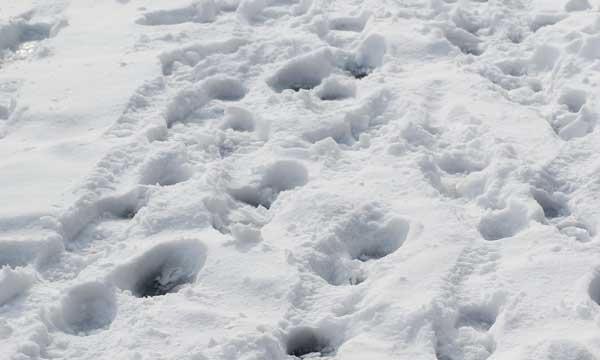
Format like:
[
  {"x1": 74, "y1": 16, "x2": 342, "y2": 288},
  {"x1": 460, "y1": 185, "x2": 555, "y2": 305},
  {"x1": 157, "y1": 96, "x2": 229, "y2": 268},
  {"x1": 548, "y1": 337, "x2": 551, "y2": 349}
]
[{"x1": 2, "y1": 0, "x2": 600, "y2": 359}]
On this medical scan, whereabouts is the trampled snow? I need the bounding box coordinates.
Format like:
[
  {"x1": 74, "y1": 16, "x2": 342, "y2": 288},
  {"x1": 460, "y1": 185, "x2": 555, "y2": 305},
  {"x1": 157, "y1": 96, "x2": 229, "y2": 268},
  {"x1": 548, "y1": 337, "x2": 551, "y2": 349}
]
[{"x1": 2, "y1": 0, "x2": 600, "y2": 359}]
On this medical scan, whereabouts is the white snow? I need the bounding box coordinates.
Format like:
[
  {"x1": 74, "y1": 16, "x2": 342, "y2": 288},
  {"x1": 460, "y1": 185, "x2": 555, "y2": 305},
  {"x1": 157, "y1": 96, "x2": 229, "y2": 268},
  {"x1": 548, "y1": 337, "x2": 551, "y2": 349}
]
[{"x1": 3, "y1": 0, "x2": 600, "y2": 359}]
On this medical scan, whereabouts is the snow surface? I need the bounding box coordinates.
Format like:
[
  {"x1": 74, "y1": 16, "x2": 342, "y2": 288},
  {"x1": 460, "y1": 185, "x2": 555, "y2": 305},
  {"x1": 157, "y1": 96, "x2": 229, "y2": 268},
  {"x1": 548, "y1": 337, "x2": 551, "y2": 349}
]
[{"x1": 3, "y1": 0, "x2": 600, "y2": 359}]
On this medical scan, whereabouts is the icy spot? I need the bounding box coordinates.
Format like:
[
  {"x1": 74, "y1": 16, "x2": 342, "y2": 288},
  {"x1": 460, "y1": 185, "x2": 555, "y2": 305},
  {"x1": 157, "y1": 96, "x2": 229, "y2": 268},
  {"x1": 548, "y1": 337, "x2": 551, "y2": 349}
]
[
  {"x1": 315, "y1": 76, "x2": 355, "y2": 101},
  {"x1": 478, "y1": 201, "x2": 529, "y2": 240},
  {"x1": 285, "y1": 327, "x2": 335, "y2": 358},
  {"x1": 111, "y1": 239, "x2": 206, "y2": 297},
  {"x1": 336, "y1": 204, "x2": 410, "y2": 261},
  {"x1": 229, "y1": 160, "x2": 308, "y2": 208},
  {"x1": 136, "y1": 0, "x2": 218, "y2": 26},
  {"x1": 52, "y1": 282, "x2": 117, "y2": 335},
  {"x1": 0, "y1": 266, "x2": 35, "y2": 305}
]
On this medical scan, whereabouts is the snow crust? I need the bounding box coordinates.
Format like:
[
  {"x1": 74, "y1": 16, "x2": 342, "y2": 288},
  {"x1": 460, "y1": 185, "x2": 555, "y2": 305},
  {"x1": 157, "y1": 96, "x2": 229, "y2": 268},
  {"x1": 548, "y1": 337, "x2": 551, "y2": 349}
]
[{"x1": 3, "y1": 0, "x2": 600, "y2": 359}]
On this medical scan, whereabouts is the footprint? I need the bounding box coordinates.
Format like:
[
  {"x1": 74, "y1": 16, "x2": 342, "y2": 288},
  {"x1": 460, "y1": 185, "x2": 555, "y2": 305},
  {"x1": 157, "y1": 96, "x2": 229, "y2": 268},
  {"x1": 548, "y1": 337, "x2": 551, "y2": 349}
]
[
  {"x1": 159, "y1": 38, "x2": 247, "y2": 76},
  {"x1": 110, "y1": 239, "x2": 206, "y2": 297},
  {"x1": 309, "y1": 254, "x2": 366, "y2": 286},
  {"x1": 137, "y1": 146, "x2": 192, "y2": 187},
  {"x1": 166, "y1": 75, "x2": 247, "y2": 125},
  {"x1": 335, "y1": 205, "x2": 410, "y2": 262},
  {"x1": 478, "y1": 201, "x2": 529, "y2": 240},
  {"x1": 455, "y1": 304, "x2": 499, "y2": 332},
  {"x1": 436, "y1": 151, "x2": 487, "y2": 175},
  {"x1": 531, "y1": 188, "x2": 569, "y2": 220},
  {"x1": 436, "y1": 305, "x2": 498, "y2": 360},
  {"x1": 228, "y1": 160, "x2": 309, "y2": 209},
  {"x1": 136, "y1": 0, "x2": 218, "y2": 26},
  {"x1": 268, "y1": 35, "x2": 386, "y2": 92},
  {"x1": 285, "y1": 327, "x2": 336, "y2": 358},
  {"x1": 49, "y1": 282, "x2": 117, "y2": 335},
  {"x1": 62, "y1": 189, "x2": 148, "y2": 251}
]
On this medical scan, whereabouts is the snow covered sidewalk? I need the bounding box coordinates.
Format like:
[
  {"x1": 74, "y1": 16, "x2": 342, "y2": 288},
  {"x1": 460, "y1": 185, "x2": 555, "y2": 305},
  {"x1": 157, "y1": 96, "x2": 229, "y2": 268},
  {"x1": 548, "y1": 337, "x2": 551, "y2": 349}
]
[{"x1": 3, "y1": 0, "x2": 600, "y2": 359}]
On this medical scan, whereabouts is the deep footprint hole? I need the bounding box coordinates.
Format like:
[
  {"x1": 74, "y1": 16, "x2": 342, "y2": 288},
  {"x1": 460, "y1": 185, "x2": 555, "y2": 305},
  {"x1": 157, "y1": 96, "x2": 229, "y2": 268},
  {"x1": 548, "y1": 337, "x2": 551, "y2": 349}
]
[
  {"x1": 286, "y1": 327, "x2": 335, "y2": 358},
  {"x1": 112, "y1": 240, "x2": 206, "y2": 298}
]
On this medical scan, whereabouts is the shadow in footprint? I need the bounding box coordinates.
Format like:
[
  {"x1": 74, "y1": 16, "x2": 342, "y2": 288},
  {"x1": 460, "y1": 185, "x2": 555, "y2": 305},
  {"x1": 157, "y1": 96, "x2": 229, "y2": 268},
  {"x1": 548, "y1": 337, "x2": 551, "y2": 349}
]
[
  {"x1": 286, "y1": 327, "x2": 335, "y2": 358},
  {"x1": 111, "y1": 239, "x2": 207, "y2": 297},
  {"x1": 229, "y1": 160, "x2": 308, "y2": 209}
]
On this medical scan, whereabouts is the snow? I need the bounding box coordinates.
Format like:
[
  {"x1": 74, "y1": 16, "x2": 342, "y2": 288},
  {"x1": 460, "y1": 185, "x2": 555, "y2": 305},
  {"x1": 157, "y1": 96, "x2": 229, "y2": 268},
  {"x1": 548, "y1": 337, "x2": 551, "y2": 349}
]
[{"x1": 3, "y1": 0, "x2": 600, "y2": 359}]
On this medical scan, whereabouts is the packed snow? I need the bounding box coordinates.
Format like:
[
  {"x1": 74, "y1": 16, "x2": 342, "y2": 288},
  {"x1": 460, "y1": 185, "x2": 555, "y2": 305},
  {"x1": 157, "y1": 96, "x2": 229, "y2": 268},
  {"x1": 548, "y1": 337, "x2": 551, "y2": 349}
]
[{"x1": 3, "y1": 0, "x2": 600, "y2": 359}]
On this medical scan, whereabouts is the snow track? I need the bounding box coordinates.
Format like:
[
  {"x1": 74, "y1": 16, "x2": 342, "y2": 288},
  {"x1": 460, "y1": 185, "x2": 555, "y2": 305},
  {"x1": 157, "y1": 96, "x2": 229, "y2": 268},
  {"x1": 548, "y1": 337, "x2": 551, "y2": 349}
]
[{"x1": 3, "y1": 0, "x2": 600, "y2": 359}]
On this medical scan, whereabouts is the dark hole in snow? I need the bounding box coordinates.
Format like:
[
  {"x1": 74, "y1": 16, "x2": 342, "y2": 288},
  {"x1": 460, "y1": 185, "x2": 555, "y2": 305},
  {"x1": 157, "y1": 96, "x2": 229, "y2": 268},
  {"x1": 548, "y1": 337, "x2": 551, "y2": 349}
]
[
  {"x1": 134, "y1": 262, "x2": 194, "y2": 297},
  {"x1": 112, "y1": 240, "x2": 206, "y2": 298},
  {"x1": 345, "y1": 65, "x2": 370, "y2": 79},
  {"x1": 286, "y1": 327, "x2": 334, "y2": 358}
]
